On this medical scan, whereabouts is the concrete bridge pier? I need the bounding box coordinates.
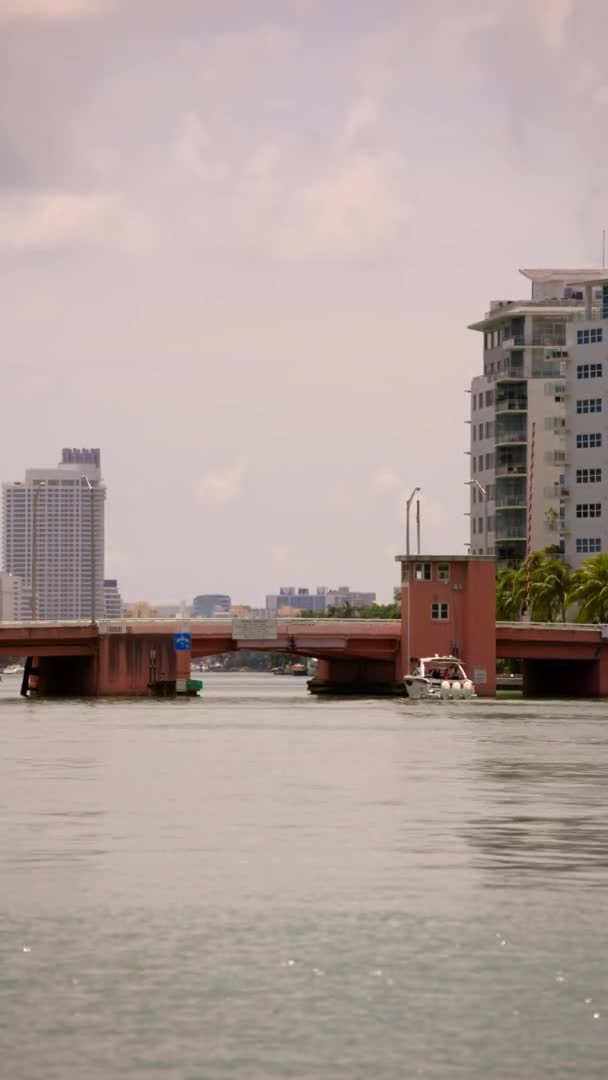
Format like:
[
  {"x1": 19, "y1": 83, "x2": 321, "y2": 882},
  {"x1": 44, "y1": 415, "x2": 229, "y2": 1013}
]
[
  {"x1": 21, "y1": 633, "x2": 192, "y2": 697},
  {"x1": 308, "y1": 656, "x2": 403, "y2": 696}
]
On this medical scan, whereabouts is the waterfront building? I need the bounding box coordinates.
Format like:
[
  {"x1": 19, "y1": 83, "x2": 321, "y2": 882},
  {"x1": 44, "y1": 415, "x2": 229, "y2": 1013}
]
[
  {"x1": 327, "y1": 586, "x2": 376, "y2": 609},
  {"x1": 0, "y1": 572, "x2": 24, "y2": 621},
  {"x1": 103, "y1": 579, "x2": 123, "y2": 619},
  {"x1": 265, "y1": 585, "x2": 376, "y2": 614},
  {"x1": 2, "y1": 448, "x2": 105, "y2": 620},
  {"x1": 563, "y1": 275, "x2": 608, "y2": 566},
  {"x1": 265, "y1": 587, "x2": 326, "y2": 615},
  {"x1": 192, "y1": 594, "x2": 231, "y2": 617},
  {"x1": 468, "y1": 270, "x2": 599, "y2": 567}
]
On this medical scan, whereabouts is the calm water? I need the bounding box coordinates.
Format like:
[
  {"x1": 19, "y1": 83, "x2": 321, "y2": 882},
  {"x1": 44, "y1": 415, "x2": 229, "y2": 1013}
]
[{"x1": 1, "y1": 673, "x2": 608, "y2": 1079}]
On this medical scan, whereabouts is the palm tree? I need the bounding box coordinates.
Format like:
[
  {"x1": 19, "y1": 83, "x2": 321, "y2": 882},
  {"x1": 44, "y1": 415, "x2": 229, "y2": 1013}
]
[
  {"x1": 569, "y1": 555, "x2": 608, "y2": 623},
  {"x1": 531, "y1": 558, "x2": 572, "y2": 622},
  {"x1": 496, "y1": 550, "x2": 571, "y2": 622},
  {"x1": 496, "y1": 567, "x2": 526, "y2": 620}
]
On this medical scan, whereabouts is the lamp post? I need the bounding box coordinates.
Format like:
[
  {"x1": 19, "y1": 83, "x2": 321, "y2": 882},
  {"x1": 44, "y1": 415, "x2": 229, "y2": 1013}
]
[
  {"x1": 82, "y1": 475, "x2": 95, "y2": 624},
  {"x1": 31, "y1": 481, "x2": 46, "y2": 620},
  {"x1": 466, "y1": 480, "x2": 487, "y2": 554},
  {"x1": 405, "y1": 487, "x2": 421, "y2": 675}
]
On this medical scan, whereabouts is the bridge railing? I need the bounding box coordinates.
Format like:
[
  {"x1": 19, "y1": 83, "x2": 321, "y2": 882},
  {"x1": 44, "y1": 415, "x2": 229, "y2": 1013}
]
[
  {"x1": 497, "y1": 620, "x2": 606, "y2": 633},
  {"x1": 0, "y1": 618, "x2": 402, "y2": 632}
]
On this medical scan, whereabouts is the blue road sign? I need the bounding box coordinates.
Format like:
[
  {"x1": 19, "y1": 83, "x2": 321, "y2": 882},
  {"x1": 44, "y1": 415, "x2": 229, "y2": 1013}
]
[{"x1": 174, "y1": 632, "x2": 192, "y2": 651}]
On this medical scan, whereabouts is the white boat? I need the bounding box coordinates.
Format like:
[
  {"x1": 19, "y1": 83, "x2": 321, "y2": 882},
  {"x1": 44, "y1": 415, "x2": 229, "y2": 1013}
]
[
  {"x1": 404, "y1": 655, "x2": 475, "y2": 700},
  {"x1": 2, "y1": 664, "x2": 24, "y2": 676}
]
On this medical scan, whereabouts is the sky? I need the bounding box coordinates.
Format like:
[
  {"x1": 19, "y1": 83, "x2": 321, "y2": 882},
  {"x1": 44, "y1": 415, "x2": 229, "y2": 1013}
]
[{"x1": 2, "y1": 0, "x2": 607, "y2": 605}]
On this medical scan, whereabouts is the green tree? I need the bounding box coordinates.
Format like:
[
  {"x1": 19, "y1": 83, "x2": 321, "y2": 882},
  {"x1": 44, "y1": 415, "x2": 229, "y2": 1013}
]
[
  {"x1": 496, "y1": 550, "x2": 572, "y2": 623},
  {"x1": 530, "y1": 558, "x2": 572, "y2": 623},
  {"x1": 569, "y1": 554, "x2": 608, "y2": 623},
  {"x1": 496, "y1": 566, "x2": 526, "y2": 620}
]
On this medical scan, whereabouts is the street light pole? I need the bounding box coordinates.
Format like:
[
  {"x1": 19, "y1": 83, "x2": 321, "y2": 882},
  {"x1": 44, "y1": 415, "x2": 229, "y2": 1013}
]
[
  {"x1": 82, "y1": 476, "x2": 95, "y2": 624},
  {"x1": 405, "y1": 487, "x2": 421, "y2": 675},
  {"x1": 466, "y1": 480, "x2": 487, "y2": 554}
]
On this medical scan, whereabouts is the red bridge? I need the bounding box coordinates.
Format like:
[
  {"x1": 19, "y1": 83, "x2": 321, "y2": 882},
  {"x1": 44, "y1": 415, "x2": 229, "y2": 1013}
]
[{"x1": 1, "y1": 614, "x2": 608, "y2": 697}]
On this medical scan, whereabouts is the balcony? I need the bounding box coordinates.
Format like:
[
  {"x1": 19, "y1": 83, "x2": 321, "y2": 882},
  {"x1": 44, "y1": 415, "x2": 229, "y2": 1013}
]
[
  {"x1": 496, "y1": 494, "x2": 527, "y2": 509},
  {"x1": 496, "y1": 464, "x2": 527, "y2": 478},
  {"x1": 502, "y1": 334, "x2": 567, "y2": 350},
  {"x1": 495, "y1": 397, "x2": 527, "y2": 414},
  {"x1": 495, "y1": 428, "x2": 528, "y2": 446},
  {"x1": 496, "y1": 526, "x2": 527, "y2": 540}
]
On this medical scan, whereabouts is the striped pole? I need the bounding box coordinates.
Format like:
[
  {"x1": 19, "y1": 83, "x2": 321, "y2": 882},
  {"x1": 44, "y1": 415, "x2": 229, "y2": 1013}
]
[{"x1": 526, "y1": 421, "x2": 536, "y2": 613}]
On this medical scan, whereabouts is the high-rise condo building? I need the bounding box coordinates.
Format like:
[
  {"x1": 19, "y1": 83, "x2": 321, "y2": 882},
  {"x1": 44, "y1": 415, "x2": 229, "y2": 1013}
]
[
  {"x1": 2, "y1": 448, "x2": 106, "y2": 620},
  {"x1": 468, "y1": 270, "x2": 600, "y2": 568},
  {"x1": 563, "y1": 275, "x2": 608, "y2": 566}
]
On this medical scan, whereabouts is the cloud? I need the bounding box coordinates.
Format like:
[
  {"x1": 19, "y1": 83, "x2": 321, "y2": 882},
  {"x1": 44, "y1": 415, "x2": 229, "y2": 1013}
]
[
  {"x1": 175, "y1": 113, "x2": 226, "y2": 184},
  {"x1": 0, "y1": 191, "x2": 153, "y2": 252},
  {"x1": 275, "y1": 150, "x2": 411, "y2": 260},
  {"x1": 340, "y1": 98, "x2": 379, "y2": 146},
  {"x1": 0, "y1": 0, "x2": 110, "y2": 19},
  {"x1": 201, "y1": 25, "x2": 294, "y2": 88},
  {"x1": 372, "y1": 469, "x2": 402, "y2": 492},
  {"x1": 531, "y1": 0, "x2": 574, "y2": 48},
  {"x1": 194, "y1": 462, "x2": 245, "y2": 505}
]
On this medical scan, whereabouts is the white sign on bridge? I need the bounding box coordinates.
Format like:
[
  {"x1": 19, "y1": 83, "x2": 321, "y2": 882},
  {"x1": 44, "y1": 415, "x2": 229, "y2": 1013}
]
[{"x1": 232, "y1": 618, "x2": 278, "y2": 641}]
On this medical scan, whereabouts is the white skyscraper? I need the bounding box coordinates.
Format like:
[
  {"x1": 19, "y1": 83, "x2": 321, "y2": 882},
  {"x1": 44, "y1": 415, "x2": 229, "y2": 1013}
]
[
  {"x1": 2, "y1": 448, "x2": 106, "y2": 620},
  {"x1": 468, "y1": 270, "x2": 598, "y2": 568},
  {"x1": 563, "y1": 275, "x2": 608, "y2": 566}
]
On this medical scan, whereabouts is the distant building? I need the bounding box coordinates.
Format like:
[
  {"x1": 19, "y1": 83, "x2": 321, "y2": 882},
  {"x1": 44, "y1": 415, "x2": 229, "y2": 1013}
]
[
  {"x1": 327, "y1": 586, "x2": 376, "y2": 609},
  {"x1": 192, "y1": 594, "x2": 231, "y2": 617},
  {"x1": 265, "y1": 587, "x2": 326, "y2": 614},
  {"x1": 265, "y1": 585, "x2": 376, "y2": 614},
  {"x1": 126, "y1": 601, "x2": 158, "y2": 619},
  {"x1": 155, "y1": 604, "x2": 182, "y2": 619},
  {"x1": 0, "y1": 572, "x2": 24, "y2": 621},
  {"x1": 103, "y1": 579, "x2": 123, "y2": 619},
  {"x1": 2, "y1": 447, "x2": 105, "y2": 620},
  {"x1": 229, "y1": 605, "x2": 268, "y2": 619}
]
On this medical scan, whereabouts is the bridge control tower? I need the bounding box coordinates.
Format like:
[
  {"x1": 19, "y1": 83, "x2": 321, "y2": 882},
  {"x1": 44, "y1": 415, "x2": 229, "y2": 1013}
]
[{"x1": 397, "y1": 555, "x2": 496, "y2": 696}]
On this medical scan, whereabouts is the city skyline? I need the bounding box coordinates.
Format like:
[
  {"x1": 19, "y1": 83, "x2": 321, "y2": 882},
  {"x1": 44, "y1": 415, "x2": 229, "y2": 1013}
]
[{"x1": 3, "y1": 1, "x2": 608, "y2": 602}]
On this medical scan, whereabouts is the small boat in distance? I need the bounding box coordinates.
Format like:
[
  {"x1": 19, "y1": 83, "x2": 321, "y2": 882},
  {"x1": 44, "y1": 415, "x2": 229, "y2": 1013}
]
[
  {"x1": 2, "y1": 664, "x2": 24, "y2": 676},
  {"x1": 404, "y1": 655, "x2": 475, "y2": 700}
]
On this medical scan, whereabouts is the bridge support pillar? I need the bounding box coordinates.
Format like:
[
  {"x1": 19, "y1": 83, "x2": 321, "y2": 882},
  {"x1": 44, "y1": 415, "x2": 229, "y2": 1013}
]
[
  {"x1": 95, "y1": 633, "x2": 184, "y2": 695},
  {"x1": 308, "y1": 657, "x2": 403, "y2": 696}
]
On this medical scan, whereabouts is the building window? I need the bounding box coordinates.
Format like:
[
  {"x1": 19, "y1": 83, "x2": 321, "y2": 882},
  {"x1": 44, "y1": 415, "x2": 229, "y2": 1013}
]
[
  {"x1": 478, "y1": 516, "x2": 484, "y2": 533},
  {"x1": 485, "y1": 390, "x2": 494, "y2": 406},
  {"x1": 576, "y1": 398, "x2": 602, "y2": 414},
  {"x1": 576, "y1": 503, "x2": 601, "y2": 518},
  {"x1": 576, "y1": 328, "x2": 603, "y2": 345},
  {"x1": 576, "y1": 468, "x2": 602, "y2": 484},
  {"x1": 577, "y1": 363, "x2": 603, "y2": 379},
  {"x1": 415, "y1": 562, "x2": 432, "y2": 581},
  {"x1": 576, "y1": 538, "x2": 602, "y2": 554},
  {"x1": 431, "y1": 602, "x2": 449, "y2": 620},
  {"x1": 472, "y1": 393, "x2": 477, "y2": 409},
  {"x1": 437, "y1": 562, "x2": 450, "y2": 582},
  {"x1": 472, "y1": 486, "x2": 477, "y2": 504},
  {"x1": 576, "y1": 432, "x2": 602, "y2": 449}
]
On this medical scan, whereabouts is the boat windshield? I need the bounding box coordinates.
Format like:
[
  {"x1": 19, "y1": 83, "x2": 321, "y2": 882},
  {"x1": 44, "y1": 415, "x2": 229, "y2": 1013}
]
[{"x1": 421, "y1": 658, "x2": 467, "y2": 681}]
